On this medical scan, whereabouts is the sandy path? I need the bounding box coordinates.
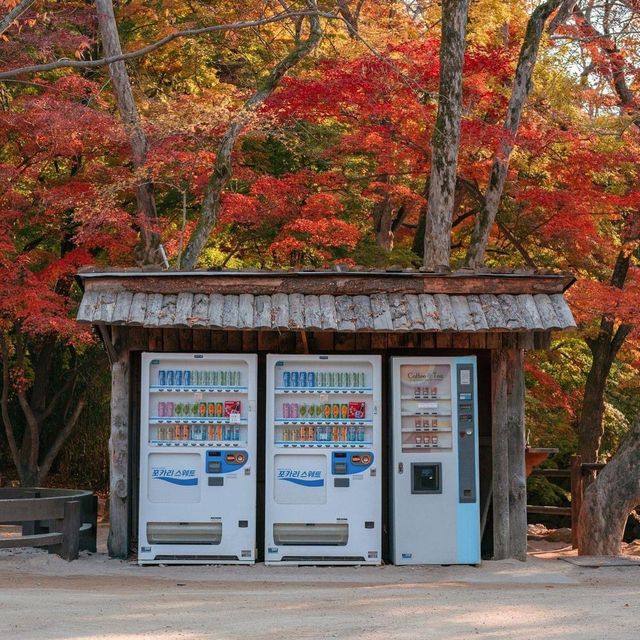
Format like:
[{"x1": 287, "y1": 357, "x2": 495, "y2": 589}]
[{"x1": 1, "y1": 530, "x2": 638, "y2": 640}]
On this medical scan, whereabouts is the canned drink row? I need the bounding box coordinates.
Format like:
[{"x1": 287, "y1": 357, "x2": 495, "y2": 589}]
[
  {"x1": 414, "y1": 417, "x2": 439, "y2": 430},
  {"x1": 157, "y1": 400, "x2": 241, "y2": 418},
  {"x1": 156, "y1": 424, "x2": 241, "y2": 441},
  {"x1": 282, "y1": 371, "x2": 366, "y2": 389},
  {"x1": 157, "y1": 369, "x2": 242, "y2": 387},
  {"x1": 281, "y1": 425, "x2": 366, "y2": 442},
  {"x1": 282, "y1": 401, "x2": 366, "y2": 420}
]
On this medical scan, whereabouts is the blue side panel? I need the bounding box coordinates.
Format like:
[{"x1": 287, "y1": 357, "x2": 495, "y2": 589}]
[
  {"x1": 457, "y1": 503, "x2": 481, "y2": 563},
  {"x1": 454, "y1": 356, "x2": 480, "y2": 564}
]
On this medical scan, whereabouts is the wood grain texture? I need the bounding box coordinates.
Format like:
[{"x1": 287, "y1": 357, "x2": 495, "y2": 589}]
[
  {"x1": 237, "y1": 294, "x2": 254, "y2": 329},
  {"x1": 207, "y1": 293, "x2": 225, "y2": 327},
  {"x1": 112, "y1": 292, "x2": 133, "y2": 323},
  {"x1": 272, "y1": 292, "x2": 289, "y2": 328},
  {"x1": 128, "y1": 292, "x2": 148, "y2": 325},
  {"x1": 288, "y1": 293, "x2": 305, "y2": 329},
  {"x1": 190, "y1": 293, "x2": 210, "y2": 327},
  {"x1": 303, "y1": 295, "x2": 323, "y2": 330},
  {"x1": 370, "y1": 293, "x2": 393, "y2": 330},
  {"x1": 174, "y1": 292, "x2": 194, "y2": 327},
  {"x1": 319, "y1": 295, "x2": 338, "y2": 330},
  {"x1": 253, "y1": 295, "x2": 272, "y2": 329}
]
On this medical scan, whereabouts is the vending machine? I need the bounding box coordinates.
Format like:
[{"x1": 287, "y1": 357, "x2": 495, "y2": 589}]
[
  {"x1": 138, "y1": 353, "x2": 257, "y2": 565},
  {"x1": 391, "y1": 356, "x2": 480, "y2": 565},
  {"x1": 265, "y1": 354, "x2": 382, "y2": 565}
]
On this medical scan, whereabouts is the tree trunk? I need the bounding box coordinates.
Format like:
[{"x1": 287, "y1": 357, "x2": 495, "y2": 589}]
[
  {"x1": 578, "y1": 416, "x2": 640, "y2": 555},
  {"x1": 95, "y1": 0, "x2": 160, "y2": 266},
  {"x1": 465, "y1": 0, "x2": 562, "y2": 268},
  {"x1": 181, "y1": 4, "x2": 323, "y2": 269},
  {"x1": 423, "y1": 0, "x2": 469, "y2": 270},
  {"x1": 577, "y1": 249, "x2": 634, "y2": 463}
]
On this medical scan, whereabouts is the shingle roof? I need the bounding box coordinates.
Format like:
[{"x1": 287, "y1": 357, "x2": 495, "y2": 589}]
[{"x1": 77, "y1": 289, "x2": 575, "y2": 332}]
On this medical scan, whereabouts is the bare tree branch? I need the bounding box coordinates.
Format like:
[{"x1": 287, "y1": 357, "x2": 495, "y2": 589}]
[
  {"x1": 0, "y1": 0, "x2": 36, "y2": 36},
  {"x1": 464, "y1": 0, "x2": 565, "y2": 268},
  {"x1": 37, "y1": 390, "x2": 88, "y2": 484},
  {"x1": 181, "y1": 2, "x2": 324, "y2": 268},
  {"x1": 0, "y1": 10, "x2": 335, "y2": 81}
]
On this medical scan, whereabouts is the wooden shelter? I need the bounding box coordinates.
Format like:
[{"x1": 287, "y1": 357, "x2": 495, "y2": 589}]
[{"x1": 76, "y1": 268, "x2": 576, "y2": 561}]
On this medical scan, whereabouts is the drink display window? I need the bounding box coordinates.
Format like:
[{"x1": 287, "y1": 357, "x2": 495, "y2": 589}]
[
  {"x1": 272, "y1": 360, "x2": 374, "y2": 448},
  {"x1": 146, "y1": 358, "x2": 250, "y2": 446},
  {"x1": 399, "y1": 364, "x2": 453, "y2": 452}
]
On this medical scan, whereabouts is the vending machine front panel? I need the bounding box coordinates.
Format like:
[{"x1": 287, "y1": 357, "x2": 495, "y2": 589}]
[
  {"x1": 138, "y1": 353, "x2": 257, "y2": 564},
  {"x1": 391, "y1": 356, "x2": 480, "y2": 565},
  {"x1": 265, "y1": 354, "x2": 382, "y2": 565}
]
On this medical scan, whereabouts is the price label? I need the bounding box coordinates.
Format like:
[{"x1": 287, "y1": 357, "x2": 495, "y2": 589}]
[
  {"x1": 460, "y1": 370, "x2": 471, "y2": 385},
  {"x1": 229, "y1": 411, "x2": 241, "y2": 424},
  {"x1": 320, "y1": 393, "x2": 329, "y2": 402},
  {"x1": 193, "y1": 392, "x2": 203, "y2": 400},
  {"x1": 418, "y1": 402, "x2": 438, "y2": 409}
]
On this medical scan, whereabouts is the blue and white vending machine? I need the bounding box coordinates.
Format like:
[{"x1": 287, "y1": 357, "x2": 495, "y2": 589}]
[
  {"x1": 391, "y1": 356, "x2": 480, "y2": 565},
  {"x1": 138, "y1": 353, "x2": 257, "y2": 564},
  {"x1": 265, "y1": 354, "x2": 382, "y2": 565}
]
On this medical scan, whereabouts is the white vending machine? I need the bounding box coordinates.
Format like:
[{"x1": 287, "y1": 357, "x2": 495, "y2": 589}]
[
  {"x1": 391, "y1": 356, "x2": 480, "y2": 565},
  {"x1": 138, "y1": 353, "x2": 257, "y2": 565},
  {"x1": 265, "y1": 354, "x2": 382, "y2": 565}
]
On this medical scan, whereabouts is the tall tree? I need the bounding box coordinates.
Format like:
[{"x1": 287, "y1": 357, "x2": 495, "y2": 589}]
[
  {"x1": 422, "y1": 0, "x2": 470, "y2": 270},
  {"x1": 180, "y1": 2, "x2": 323, "y2": 269},
  {"x1": 95, "y1": 0, "x2": 161, "y2": 266},
  {"x1": 464, "y1": 0, "x2": 564, "y2": 267}
]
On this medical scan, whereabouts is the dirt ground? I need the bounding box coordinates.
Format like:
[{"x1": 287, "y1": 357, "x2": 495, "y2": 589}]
[{"x1": 1, "y1": 525, "x2": 639, "y2": 640}]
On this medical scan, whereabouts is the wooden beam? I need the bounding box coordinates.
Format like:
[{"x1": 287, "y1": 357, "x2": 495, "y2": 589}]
[
  {"x1": 80, "y1": 271, "x2": 574, "y2": 296},
  {"x1": 107, "y1": 333, "x2": 130, "y2": 559}
]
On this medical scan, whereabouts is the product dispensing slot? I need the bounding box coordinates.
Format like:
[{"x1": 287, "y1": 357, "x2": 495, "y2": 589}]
[
  {"x1": 147, "y1": 522, "x2": 222, "y2": 545},
  {"x1": 273, "y1": 523, "x2": 349, "y2": 546},
  {"x1": 411, "y1": 463, "x2": 442, "y2": 494}
]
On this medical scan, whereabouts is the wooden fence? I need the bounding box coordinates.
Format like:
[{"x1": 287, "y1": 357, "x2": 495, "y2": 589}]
[
  {"x1": 0, "y1": 488, "x2": 97, "y2": 561},
  {"x1": 526, "y1": 454, "x2": 605, "y2": 548}
]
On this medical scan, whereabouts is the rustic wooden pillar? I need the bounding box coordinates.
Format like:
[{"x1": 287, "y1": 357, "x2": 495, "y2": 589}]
[
  {"x1": 107, "y1": 328, "x2": 130, "y2": 559},
  {"x1": 491, "y1": 348, "x2": 510, "y2": 559},
  {"x1": 507, "y1": 346, "x2": 527, "y2": 561},
  {"x1": 491, "y1": 338, "x2": 527, "y2": 561}
]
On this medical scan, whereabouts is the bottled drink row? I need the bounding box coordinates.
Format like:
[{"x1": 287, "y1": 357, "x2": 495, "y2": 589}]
[
  {"x1": 157, "y1": 369, "x2": 243, "y2": 387},
  {"x1": 280, "y1": 425, "x2": 367, "y2": 442},
  {"x1": 156, "y1": 424, "x2": 241, "y2": 441},
  {"x1": 281, "y1": 401, "x2": 366, "y2": 420},
  {"x1": 282, "y1": 371, "x2": 366, "y2": 388},
  {"x1": 157, "y1": 400, "x2": 241, "y2": 418}
]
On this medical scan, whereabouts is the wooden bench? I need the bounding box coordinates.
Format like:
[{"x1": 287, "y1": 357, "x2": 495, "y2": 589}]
[{"x1": 0, "y1": 496, "x2": 81, "y2": 561}]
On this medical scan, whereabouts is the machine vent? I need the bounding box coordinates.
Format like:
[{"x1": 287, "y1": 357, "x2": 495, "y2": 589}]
[
  {"x1": 281, "y1": 556, "x2": 365, "y2": 563},
  {"x1": 147, "y1": 522, "x2": 222, "y2": 545},
  {"x1": 273, "y1": 523, "x2": 348, "y2": 546},
  {"x1": 153, "y1": 555, "x2": 238, "y2": 561}
]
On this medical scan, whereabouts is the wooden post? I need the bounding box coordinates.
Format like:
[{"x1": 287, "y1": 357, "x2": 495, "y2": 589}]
[
  {"x1": 570, "y1": 454, "x2": 583, "y2": 549},
  {"x1": 507, "y1": 346, "x2": 527, "y2": 561},
  {"x1": 491, "y1": 348, "x2": 510, "y2": 559},
  {"x1": 108, "y1": 328, "x2": 130, "y2": 559},
  {"x1": 492, "y1": 340, "x2": 527, "y2": 561},
  {"x1": 61, "y1": 500, "x2": 80, "y2": 561}
]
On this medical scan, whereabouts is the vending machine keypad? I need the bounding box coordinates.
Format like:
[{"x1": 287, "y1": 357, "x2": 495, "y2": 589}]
[{"x1": 456, "y1": 364, "x2": 477, "y2": 504}]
